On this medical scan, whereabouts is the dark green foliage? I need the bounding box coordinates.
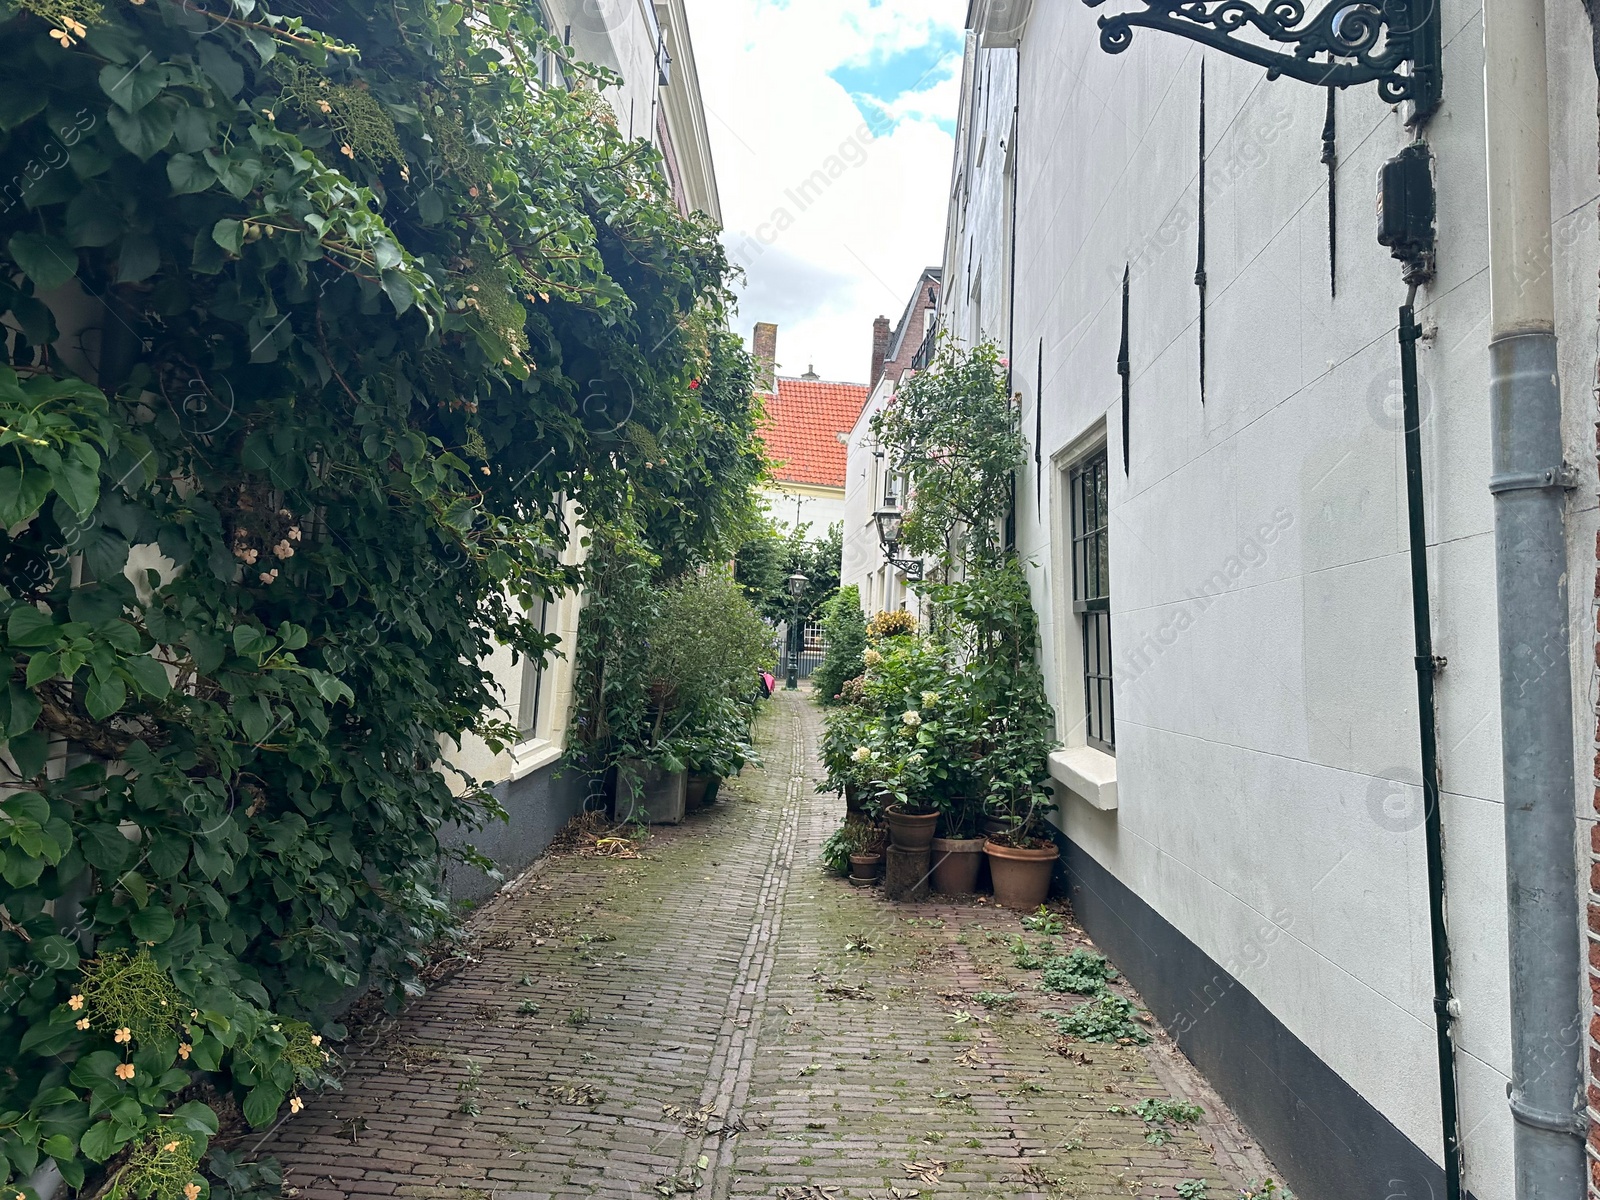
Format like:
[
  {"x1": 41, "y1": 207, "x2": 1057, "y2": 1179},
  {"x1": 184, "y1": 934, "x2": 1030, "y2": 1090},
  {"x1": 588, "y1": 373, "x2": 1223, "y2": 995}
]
[
  {"x1": 734, "y1": 521, "x2": 841, "y2": 624},
  {"x1": 1039, "y1": 949, "x2": 1117, "y2": 996},
  {"x1": 0, "y1": 0, "x2": 759, "y2": 1189},
  {"x1": 1047, "y1": 994, "x2": 1152, "y2": 1044},
  {"x1": 812, "y1": 585, "x2": 866, "y2": 704}
]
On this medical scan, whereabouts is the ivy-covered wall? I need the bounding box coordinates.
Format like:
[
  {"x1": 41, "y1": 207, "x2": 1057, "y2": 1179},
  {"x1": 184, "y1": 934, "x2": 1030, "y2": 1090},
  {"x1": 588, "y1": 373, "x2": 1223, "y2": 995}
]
[{"x1": 0, "y1": 0, "x2": 763, "y2": 1193}]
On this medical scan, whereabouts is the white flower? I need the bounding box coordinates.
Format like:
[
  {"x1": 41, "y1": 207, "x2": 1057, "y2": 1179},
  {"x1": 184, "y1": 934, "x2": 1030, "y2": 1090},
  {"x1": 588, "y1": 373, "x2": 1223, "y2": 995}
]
[
  {"x1": 902, "y1": 710, "x2": 922, "y2": 728},
  {"x1": 921, "y1": 691, "x2": 940, "y2": 707},
  {"x1": 907, "y1": 752, "x2": 924, "y2": 764},
  {"x1": 863, "y1": 649, "x2": 883, "y2": 667},
  {"x1": 851, "y1": 746, "x2": 871, "y2": 763}
]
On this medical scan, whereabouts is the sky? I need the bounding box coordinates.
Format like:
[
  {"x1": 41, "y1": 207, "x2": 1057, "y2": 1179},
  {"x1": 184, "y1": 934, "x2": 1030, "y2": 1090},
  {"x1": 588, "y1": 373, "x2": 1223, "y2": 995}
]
[{"x1": 683, "y1": 0, "x2": 967, "y2": 385}]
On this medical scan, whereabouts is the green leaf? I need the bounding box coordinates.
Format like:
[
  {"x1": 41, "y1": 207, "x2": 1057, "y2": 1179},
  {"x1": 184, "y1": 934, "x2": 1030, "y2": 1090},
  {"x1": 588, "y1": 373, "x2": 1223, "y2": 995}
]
[
  {"x1": 128, "y1": 904, "x2": 175, "y2": 943},
  {"x1": 84, "y1": 673, "x2": 127, "y2": 720},
  {"x1": 98, "y1": 62, "x2": 167, "y2": 113},
  {"x1": 381, "y1": 268, "x2": 415, "y2": 316},
  {"x1": 167, "y1": 152, "x2": 214, "y2": 196},
  {"x1": 0, "y1": 79, "x2": 48, "y2": 131},
  {"x1": 7, "y1": 233, "x2": 78, "y2": 291},
  {"x1": 108, "y1": 101, "x2": 176, "y2": 160},
  {"x1": 417, "y1": 188, "x2": 445, "y2": 224},
  {"x1": 122, "y1": 654, "x2": 171, "y2": 698},
  {"x1": 8, "y1": 604, "x2": 58, "y2": 646},
  {"x1": 0, "y1": 465, "x2": 54, "y2": 527},
  {"x1": 115, "y1": 232, "x2": 160, "y2": 283},
  {"x1": 171, "y1": 1099, "x2": 220, "y2": 1136},
  {"x1": 79, "y1": 822, "x2": 133, "y2": 871},
  {"x1": 53, "y1": 442, "x2": 101, "y2": 517},
  {"x1": 79, "y1": 1119, "x2": 121, "y2": 1163},
  {"x1": 7, "y1": 731, "x2": 49, "y2": 780},
  {"x1": 241, "y1": 1083, "x2": 285, "y2": 1128},
  {"x1": 197, "y1": 41, "x2": 245, "y2": 98},
  {"x1": 3, "y1": 683, "x2": 41, "y2": 738},
  {"x1": 29, "y1": 934, "x2": 80, "y2": 972},
  {"x1": 212, "y1": 219, "x2": 243, "y2": 255},
  {"x1": 41, "y1": 1134, "x2": 76, "y2": 1161}
]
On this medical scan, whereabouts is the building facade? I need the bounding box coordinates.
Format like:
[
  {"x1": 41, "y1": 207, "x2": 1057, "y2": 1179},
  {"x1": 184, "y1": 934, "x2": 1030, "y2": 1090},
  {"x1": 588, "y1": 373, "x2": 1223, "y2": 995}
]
[
  {"x1": 924, "y1": 1, "x2": 1600, "y2": 1197},
  {"x1": 443, "y1": 0, "x2": 722, "y2": 901},
  {"x1": 842, "y1": 269, "x2": 943, "y2": 618},
  {"x1": 752, "y1": 321, "x2": 870, "y2": 540}
]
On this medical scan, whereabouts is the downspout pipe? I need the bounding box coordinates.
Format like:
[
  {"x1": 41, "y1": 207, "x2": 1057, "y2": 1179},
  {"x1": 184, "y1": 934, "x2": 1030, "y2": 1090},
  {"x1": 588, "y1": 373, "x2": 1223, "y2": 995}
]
[{"x1": 1481, "y1": 0, "x2": 1587, "y2": 1190}]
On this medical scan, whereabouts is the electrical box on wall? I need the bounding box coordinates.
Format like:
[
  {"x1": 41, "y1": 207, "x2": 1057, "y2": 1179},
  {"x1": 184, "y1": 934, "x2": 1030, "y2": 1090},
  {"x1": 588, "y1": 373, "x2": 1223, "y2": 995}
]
[{"x1": 1377, "y1": 143, "x2": 1436, "y2": 285}]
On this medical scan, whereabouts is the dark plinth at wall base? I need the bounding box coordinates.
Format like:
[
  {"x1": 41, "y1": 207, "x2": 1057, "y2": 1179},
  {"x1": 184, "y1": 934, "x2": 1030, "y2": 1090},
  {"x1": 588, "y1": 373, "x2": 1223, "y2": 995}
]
[{"x1": 1059, "y1": 840, "x2": 1471, "y2": 1200}]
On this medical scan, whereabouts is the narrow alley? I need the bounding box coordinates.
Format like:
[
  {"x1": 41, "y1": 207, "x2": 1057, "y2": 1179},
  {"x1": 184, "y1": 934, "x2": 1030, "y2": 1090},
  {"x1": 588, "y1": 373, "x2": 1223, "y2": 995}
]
[{"x1": 262, "y1": 694, "x2": 1275, "y2": 1200}]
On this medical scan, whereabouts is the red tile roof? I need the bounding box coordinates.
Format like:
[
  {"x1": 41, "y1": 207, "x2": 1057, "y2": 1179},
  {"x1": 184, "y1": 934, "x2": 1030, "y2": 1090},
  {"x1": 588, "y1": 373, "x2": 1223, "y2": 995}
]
[{"x1": 760, "y1": 377, "x2": 870, "y2": 490}]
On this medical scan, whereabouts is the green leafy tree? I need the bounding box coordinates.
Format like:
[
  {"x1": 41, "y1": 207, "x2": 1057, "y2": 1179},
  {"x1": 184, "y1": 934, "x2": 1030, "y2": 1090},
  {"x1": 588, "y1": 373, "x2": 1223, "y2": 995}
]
[
  {"x1": 811, "y1": 585, "x2": 866, "y2": 704},
  {"x1": 871, "y1": 339, "x2": 1020, "y2": 572},
  {"x1": 0, "y1": 0, "x2": 760, "y2": 1191}
]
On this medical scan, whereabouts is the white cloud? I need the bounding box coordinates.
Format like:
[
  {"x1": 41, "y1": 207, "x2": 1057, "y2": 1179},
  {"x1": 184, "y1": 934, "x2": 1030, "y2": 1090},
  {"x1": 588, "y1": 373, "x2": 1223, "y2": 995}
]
[{"x1": 684, "y1": 0, "x2": 965, "y2": 383}]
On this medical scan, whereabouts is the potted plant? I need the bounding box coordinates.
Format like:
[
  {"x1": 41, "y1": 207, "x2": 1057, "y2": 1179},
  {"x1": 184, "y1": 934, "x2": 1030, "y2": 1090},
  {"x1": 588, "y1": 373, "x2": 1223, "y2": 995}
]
[{"x1": 821, "y1": 815, "x2": 886, "y2": 883}]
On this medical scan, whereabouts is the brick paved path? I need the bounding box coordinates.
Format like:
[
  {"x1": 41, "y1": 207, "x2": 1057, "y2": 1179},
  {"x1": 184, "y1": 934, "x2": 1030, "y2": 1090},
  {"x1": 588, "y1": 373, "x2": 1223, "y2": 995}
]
[{"x1": 264, "y1": 691, "x2": 1277, "y2": 1200}]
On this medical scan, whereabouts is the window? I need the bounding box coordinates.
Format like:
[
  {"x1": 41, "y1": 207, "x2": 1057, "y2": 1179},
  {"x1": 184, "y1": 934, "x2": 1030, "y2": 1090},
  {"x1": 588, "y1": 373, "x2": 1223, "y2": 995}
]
[
  {"x1": 516, "y1": 599, "x2": 551, "y2": 741},
  {"x1": 1069, "y1": 450, "x2": 1113, "y2": 752},
  {"x1": 883, "y1": 469, "x2": 901, "y2": 508}
]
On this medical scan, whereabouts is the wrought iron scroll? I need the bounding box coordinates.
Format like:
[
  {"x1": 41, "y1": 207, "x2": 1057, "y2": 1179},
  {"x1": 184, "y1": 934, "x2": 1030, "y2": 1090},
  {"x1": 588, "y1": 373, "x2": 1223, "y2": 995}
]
[{"x1": 1083, "y1": 0, "x2": 1442, "y2": 117}]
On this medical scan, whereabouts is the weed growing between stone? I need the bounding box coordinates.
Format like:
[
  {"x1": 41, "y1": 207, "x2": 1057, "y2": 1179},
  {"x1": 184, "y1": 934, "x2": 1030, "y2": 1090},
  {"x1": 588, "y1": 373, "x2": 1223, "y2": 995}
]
[
  {"x1": 1133, "y1": 1096, "x2": 1205, "y2": 1144},
  {"x1": 1046, "y1": 994, "x2": 1152, "y2": 1044}
]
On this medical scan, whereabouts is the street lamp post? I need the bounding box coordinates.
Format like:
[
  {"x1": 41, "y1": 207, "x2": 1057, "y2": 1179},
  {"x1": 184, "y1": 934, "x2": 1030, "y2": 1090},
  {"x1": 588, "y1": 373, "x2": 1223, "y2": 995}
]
[{"x1": 785, "y1": 571, "x2": 807, "y2": 690}]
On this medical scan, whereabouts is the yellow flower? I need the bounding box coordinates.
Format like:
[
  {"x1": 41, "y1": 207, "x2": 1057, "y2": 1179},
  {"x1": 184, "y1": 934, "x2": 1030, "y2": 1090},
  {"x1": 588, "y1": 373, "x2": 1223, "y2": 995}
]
[
  {"x1": 76, "y1": 1018, "x2": 90, "y2": 1030},
  {"x1": 863, "y1": 648, "x2": 883, "y2": 666},
  {"x1": 114, "y1": 1027, "x2": 132, "y2": 1045},
  {"x1": 115, "y1": 1062, "x2": 136, "y2": 1081},
  {"x1": 178, "y1": 1043, "x2": 192, "y2": 1060},
  {"x1": 289, "y1": 1096, "x2": 304, "y2": 1113},
  {"x1": 317, "y1": 100, "x2": 333, "y2": 114},
  {"x1": 163, "y1": 1141, "x2": 180, "y2": 1153},
  {"x1": 185, "y1": 1186, "x2": 202, "y2": 1200},
  {"x1": 340, "y1": 144, "x2": 354, "y2": 158},
  {"x1": 68, "y1": 994, "x2": 84, "y2": 1011},
  {"x1": 310, "y1": 1034, "x2": 323, "y2": 1046},
  {"x1": 48, "y1": 27, "x2": 76, "y2": 47}
]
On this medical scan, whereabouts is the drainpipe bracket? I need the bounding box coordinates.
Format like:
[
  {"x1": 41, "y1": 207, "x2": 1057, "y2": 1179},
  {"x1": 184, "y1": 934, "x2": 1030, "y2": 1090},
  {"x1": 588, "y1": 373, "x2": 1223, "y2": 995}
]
[
  {"x1": 1488, "y1": 462, "x2": 1581, "y2": 494},
  {"x1": 1507, "y1": 1087, "x2": 1587, "y2": 1138}
]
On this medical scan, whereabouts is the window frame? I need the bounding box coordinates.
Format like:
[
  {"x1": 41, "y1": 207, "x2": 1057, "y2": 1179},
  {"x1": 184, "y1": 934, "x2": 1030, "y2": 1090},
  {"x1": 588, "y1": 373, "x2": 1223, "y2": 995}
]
[{"x1": 1068, "y1": 449, "x2": 1114, "y2": 753}]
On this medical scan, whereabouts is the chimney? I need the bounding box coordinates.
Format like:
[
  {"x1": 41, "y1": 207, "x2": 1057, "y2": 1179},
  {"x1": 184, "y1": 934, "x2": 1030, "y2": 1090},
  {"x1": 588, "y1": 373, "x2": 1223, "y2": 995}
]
[
  {"x1": 752, "y1": 322, "x2": 778, "y2": 394},
  {"x1": 870, "y1": 315, "x2": 891, "y2": 387}
]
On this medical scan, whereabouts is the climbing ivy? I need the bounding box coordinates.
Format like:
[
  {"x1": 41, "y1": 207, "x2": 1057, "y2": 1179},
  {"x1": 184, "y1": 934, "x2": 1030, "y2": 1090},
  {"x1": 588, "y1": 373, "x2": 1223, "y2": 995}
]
[{"x1": 0, "y1": 0, "x2": 757, "y2": 1193}]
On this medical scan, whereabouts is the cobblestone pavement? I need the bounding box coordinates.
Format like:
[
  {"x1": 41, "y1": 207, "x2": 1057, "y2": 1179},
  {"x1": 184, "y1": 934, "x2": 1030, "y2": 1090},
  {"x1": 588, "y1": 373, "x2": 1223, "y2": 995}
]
[{"x1": 264, "y1": 691, "x2": 1280, "y2": 1200}]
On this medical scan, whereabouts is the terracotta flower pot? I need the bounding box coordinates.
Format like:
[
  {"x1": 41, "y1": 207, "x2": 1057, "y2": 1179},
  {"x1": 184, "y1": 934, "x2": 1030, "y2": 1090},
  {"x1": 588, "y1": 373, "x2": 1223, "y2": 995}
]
[
  {"x1": 930, "y1": 837, "x2": 986, "y2": 895},
  {"x1": 885, "y1": 806, "x2": 939, "y2": 851},
  {"x1": 848, "y1": 852, "x2": 883, "y2": 885},
  {"x1": 984, "y1": 840, "x2": 1059, "y2": 910}
]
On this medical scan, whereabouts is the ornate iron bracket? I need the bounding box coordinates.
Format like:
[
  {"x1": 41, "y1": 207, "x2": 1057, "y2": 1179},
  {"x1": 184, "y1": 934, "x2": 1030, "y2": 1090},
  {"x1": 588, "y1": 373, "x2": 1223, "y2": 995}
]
[{"x1": 1083, "y1": 0, "x2": 1441, "y2": 118}]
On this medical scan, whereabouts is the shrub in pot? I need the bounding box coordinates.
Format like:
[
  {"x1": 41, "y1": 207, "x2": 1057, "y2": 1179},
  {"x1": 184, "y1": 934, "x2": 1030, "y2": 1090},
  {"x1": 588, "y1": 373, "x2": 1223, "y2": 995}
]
[{"x1": 821, "y1": 816, "x2": 886, "y2": 877}]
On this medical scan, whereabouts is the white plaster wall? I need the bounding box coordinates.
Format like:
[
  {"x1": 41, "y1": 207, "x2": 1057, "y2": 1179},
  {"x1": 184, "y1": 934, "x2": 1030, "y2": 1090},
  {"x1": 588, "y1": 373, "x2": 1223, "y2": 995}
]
[
  {"x1": 841, "y1": 379, "x2": 927, "y2": 620},
  {"x1": 763, "y1": 486, "x2": 846, "y2": 540},
  {"x1": 544, "y1": 0, "x2": 667, "y2": 144},
  {"x1": 938, "y1": 3, "x2": 1599, "y2": 1194}
]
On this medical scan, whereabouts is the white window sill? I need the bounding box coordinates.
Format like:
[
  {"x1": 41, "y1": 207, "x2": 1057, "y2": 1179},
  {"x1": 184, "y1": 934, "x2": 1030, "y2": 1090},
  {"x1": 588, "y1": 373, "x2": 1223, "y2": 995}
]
[
  {"x1": 1048, "y1": 746, "x2": 1118, "y2": 811},
  {"x1": 509, "y1": 738, "x2": 563, "y2": 781}
]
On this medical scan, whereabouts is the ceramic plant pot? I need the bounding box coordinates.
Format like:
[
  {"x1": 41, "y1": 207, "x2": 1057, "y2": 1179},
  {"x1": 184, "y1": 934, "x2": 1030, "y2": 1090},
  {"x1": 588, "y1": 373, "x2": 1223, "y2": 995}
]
[
  {"x1": 984, "y1": 840, "x2": 1059, "y2": 910},
  {"x1": 929, "y1": 837, "x2": 986, "y2": 895},
  {"x1": 885, "y1": 806, "x2": 939, "y2": 851},
  {"x1": 848, "y1": 852, "x2": 883, "y2": 885}
]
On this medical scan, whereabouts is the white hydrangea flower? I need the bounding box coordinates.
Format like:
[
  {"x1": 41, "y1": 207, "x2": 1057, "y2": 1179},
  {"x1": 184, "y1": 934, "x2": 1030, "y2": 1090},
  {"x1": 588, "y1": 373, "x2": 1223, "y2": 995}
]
[
  {"x1": 902, "y1": 710, "x2": 922, "y2": 728},
  {"x1": 921, "y1": 691, "x2": 940, "y2": 707},
  {"x1": 863, "y1": 649, "x2": 883, "y2": 666},
  {"x1": 851, "y1": 746, "x2": 871, "y2": 763}
]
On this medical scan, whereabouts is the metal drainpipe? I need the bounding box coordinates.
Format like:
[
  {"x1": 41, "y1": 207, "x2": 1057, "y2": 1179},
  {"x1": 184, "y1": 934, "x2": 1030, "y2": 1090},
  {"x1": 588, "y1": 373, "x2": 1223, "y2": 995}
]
[
  {"x1": 1398, "y1": 290, "x2": 1465, "y2": 1198},
  {"x1": 1482, "y1": 0, "x2": 1587, "y2": 1188}
]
